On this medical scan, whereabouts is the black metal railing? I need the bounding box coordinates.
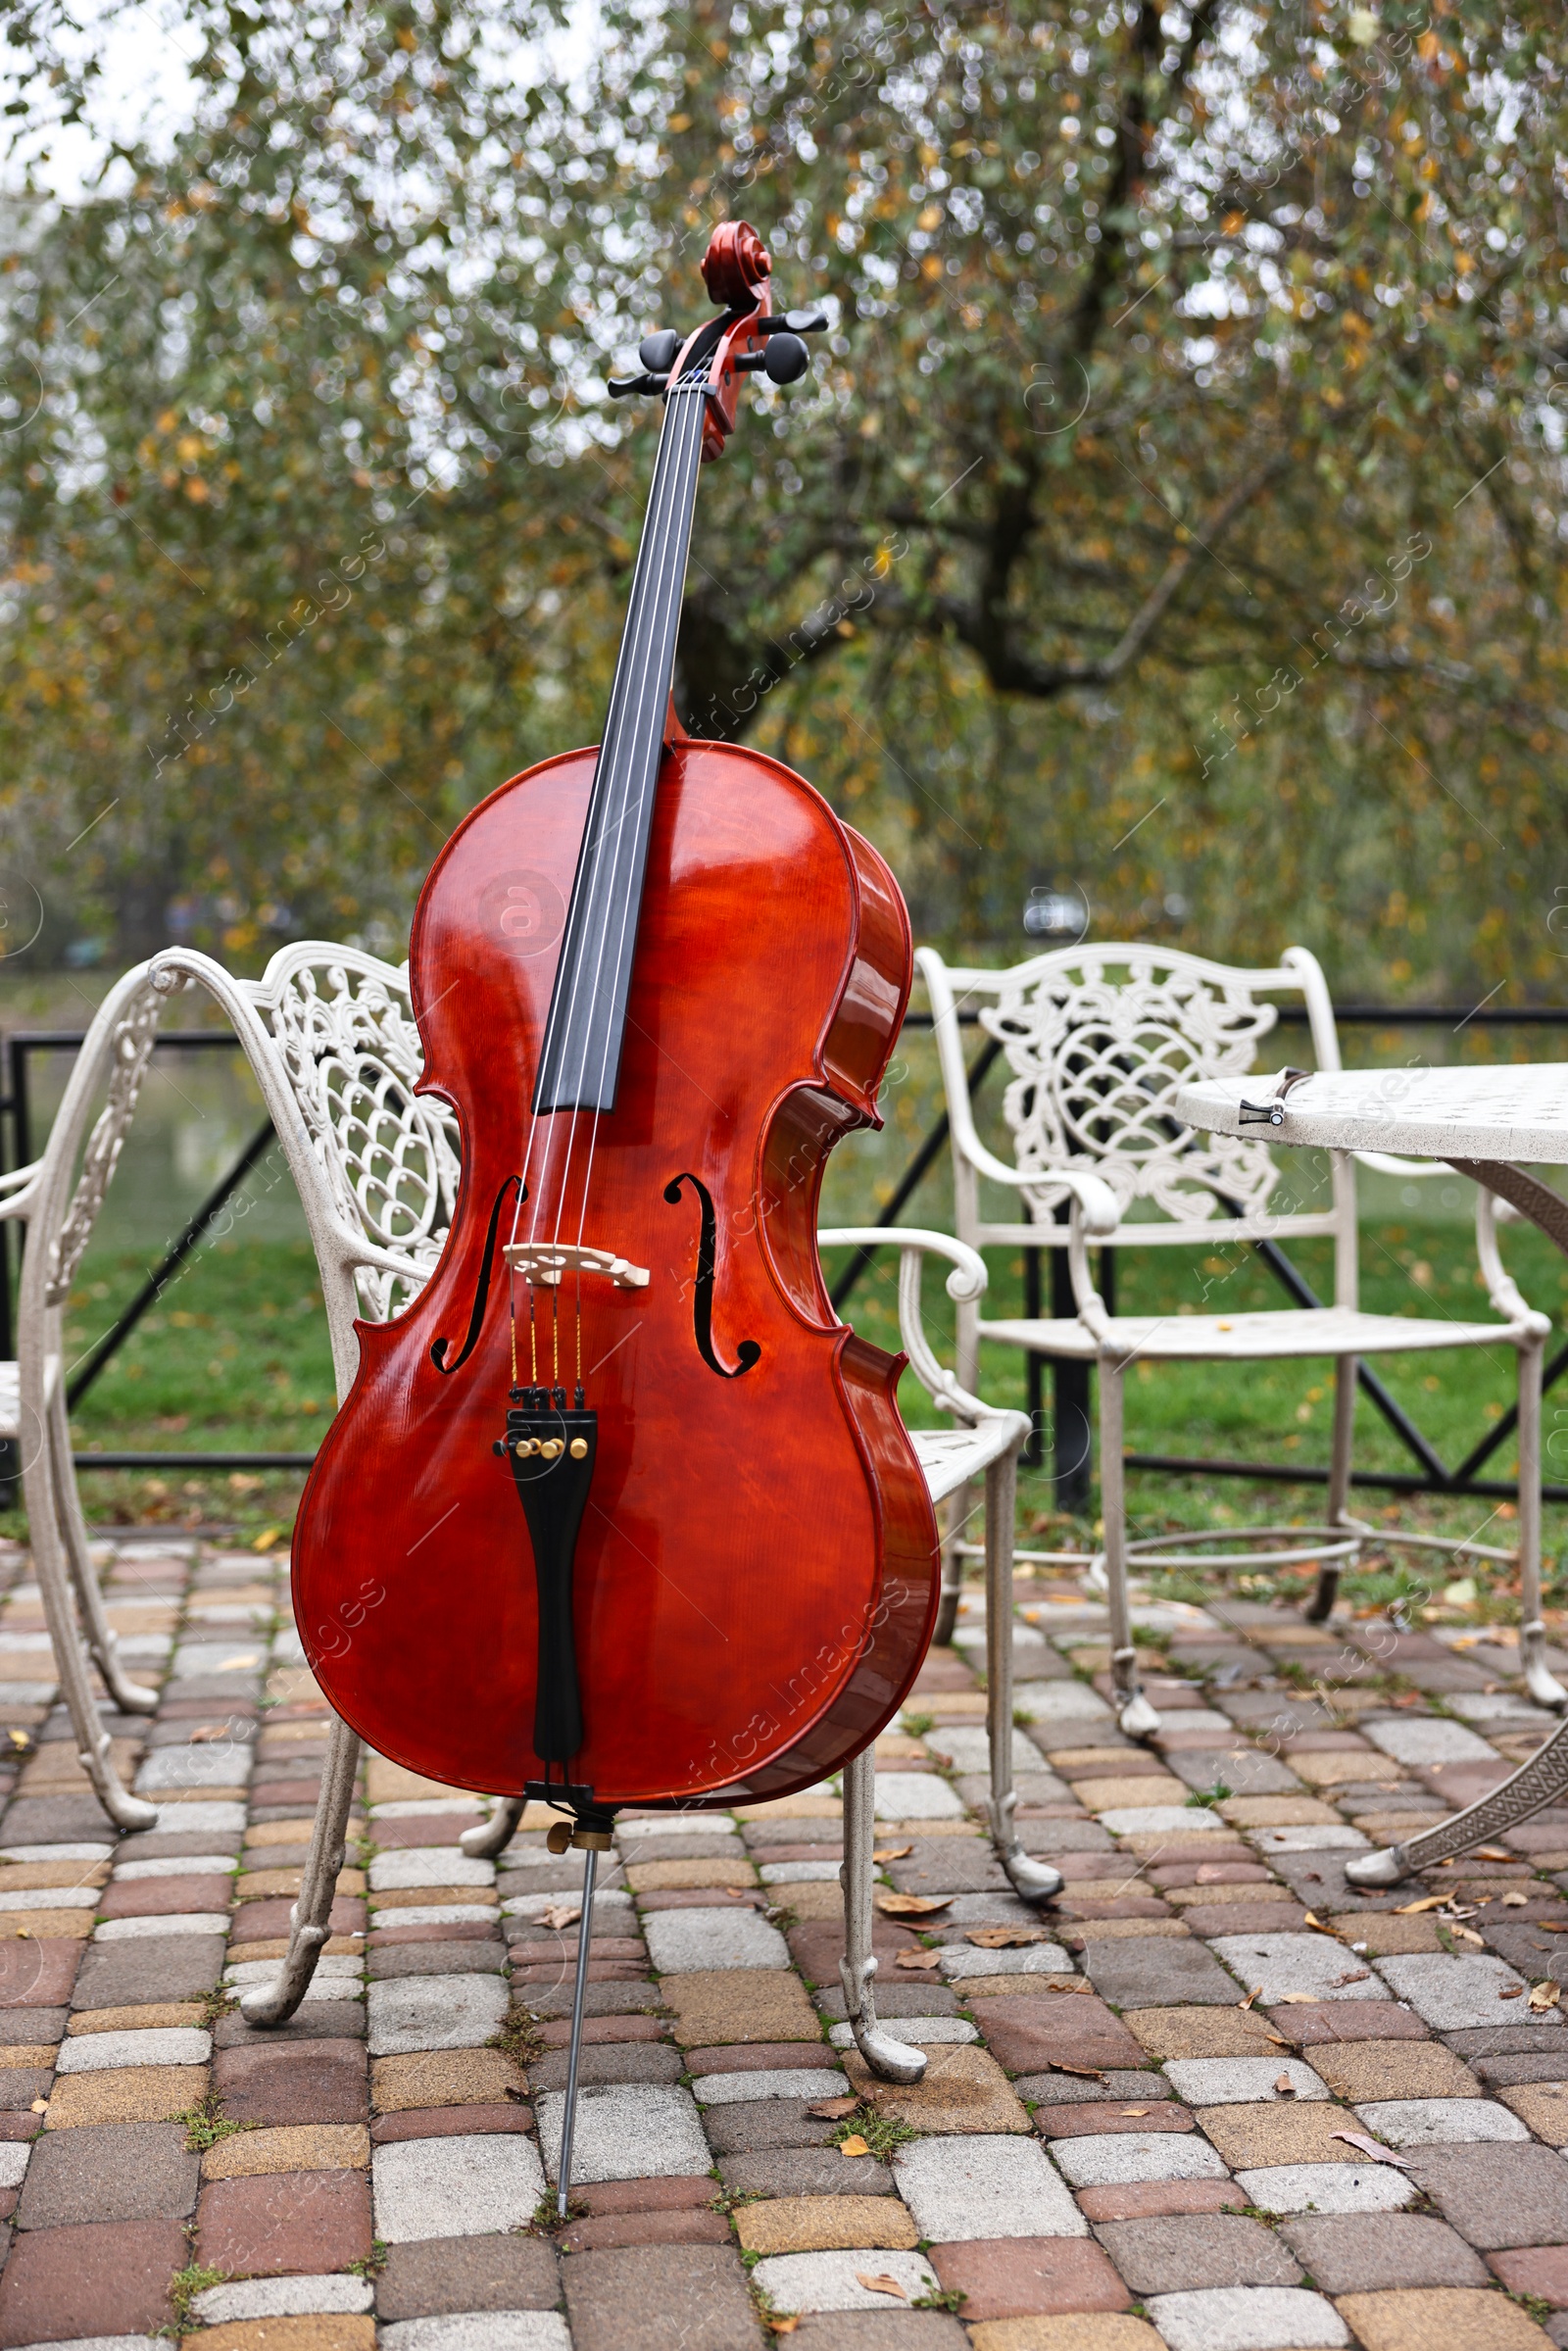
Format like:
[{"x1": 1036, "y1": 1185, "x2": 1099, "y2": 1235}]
[{"x1": 1, "y1": 999, "x2": 1565, "y2": 1497}]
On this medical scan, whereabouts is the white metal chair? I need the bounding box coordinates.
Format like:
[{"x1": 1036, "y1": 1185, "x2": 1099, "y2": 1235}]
[
  {"x1": 11, "y1": 966, "x2": 180, "y2": 1834},
  {"x1": 920, "y1": 940, "x2": 1553, "y2": 1736},
  {"x1": 147, "y1": 943, "x2": 1045, "y2": 2084}
]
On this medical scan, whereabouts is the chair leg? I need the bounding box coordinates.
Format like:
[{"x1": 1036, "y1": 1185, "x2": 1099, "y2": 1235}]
[
  {"x1": 48, "y1": 1387, "x2": 157, "y2": 1715},
  {"x1": 984, "y1": 1445, "x2": 1060, "y2": 1904},
  {"x1": 933, "y1": 1482, "x2": 969, "y2": 1647},
  {"x1": 1306, "y1": 1354, "x2": 1360, "y2": 1625},
  {"x1": 1515, "y1": 1336, "x2": 1565, "y2": 1711},
  {"x1": 1101, "y1": 1358, "x2": 1158, "y2": 1739},
  {"x1": 462, "y1": 1796, "x2": 525, "y2": 1861},
  {"x1": 24, "y1": 1382, "x2": 155, "y2": 1832},
  {"x1": 837, "y1": 1746, "x2": 925, "y2": 2084},
  {"x1": 240, "y1": 1712, "x2": 362, "y2": 2026}
]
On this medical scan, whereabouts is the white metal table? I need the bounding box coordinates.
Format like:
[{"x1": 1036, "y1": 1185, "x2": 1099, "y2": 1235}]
[{"x1": 1174, "y1": 1062, "x2": 1568, "y2": 1887}]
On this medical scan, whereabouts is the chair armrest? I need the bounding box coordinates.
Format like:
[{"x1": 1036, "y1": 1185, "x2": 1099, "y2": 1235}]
[
  {"x1": 948, "y1": 1133, "x2": 1120, "y2": 1237},
  {"x1": 0, "y1": 1160, "x2": 41, "y2": 1219},
  {"x1": 819, "y1": 1226, "x2": 1019, "y2": 1428},
  {"x1": 1474, "y1": 1185, "x2": 1551, "y2": 1336}
]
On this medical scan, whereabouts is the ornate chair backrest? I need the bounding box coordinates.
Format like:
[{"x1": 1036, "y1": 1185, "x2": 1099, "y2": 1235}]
[
  {"x1": 149, "y1": 945, "x2": 460, "y2": 1400},
  {"x1": 917, "y1": 942, "x2": 1355, "y2": 1295}
]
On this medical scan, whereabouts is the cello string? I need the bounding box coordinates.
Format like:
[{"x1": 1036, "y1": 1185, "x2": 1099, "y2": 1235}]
[
  {"x1": 540, "y1": 376, "x2": 709, "y2": 1277},
  {"x1": 565, "y1": 382, "x2": 709, "y2": 1263}
]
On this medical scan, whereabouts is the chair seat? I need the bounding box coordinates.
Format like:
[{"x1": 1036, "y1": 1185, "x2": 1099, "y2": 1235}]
[
  {"x1": 979, "y1": 1305, "x2": 1523, "y2": 1364},
  {"x1": 909, "y1": 1420, "x2": 1018, "y2": 1504},
  {"x1": 0, "y1": 1360, "x2": 15, "y2": 1442}
]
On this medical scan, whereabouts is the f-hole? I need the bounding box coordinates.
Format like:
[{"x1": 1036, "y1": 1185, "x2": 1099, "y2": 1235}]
[
  {"x1": 430, "y1": 1173, "x2": 523, "y2": 1374},
  {"x1": 664, "y1": 1172, "x2": 760, "y2": 1380}
]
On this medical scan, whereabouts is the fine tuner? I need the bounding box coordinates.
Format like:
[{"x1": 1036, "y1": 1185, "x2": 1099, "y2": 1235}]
[{"x1": 609, "y1": 307, "x2": 828, "y2": 400}]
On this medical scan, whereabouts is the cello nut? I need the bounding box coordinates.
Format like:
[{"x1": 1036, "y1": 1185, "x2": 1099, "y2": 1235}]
[{"x1": 569, "y1": 1438, "x2": 588, "y2": 1459}]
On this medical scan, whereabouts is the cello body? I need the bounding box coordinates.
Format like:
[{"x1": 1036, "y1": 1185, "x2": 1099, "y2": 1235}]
[{"x1": 291, "y1": 729, "x2": 940, "y2": 1806}]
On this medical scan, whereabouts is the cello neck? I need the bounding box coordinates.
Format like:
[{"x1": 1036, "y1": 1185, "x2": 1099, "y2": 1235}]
[{"x1": 532, "y1": 373, "x2": 710, "y2": 1116}]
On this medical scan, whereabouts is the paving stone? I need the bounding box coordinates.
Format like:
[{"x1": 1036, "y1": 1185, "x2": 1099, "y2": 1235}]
[
  {"x1": 1268, "y1": 2002, "x2": 1430, "y2": 2047},
  {"x1": 1408, "y1": 2143, "x2": 1568, "y2": 2248},
  {"x1": 1497, "y1": 2083, "x2": 1568, "y2": 2143},
  {"x1": 535, "y1": 2080, "x2": 710, "y2": 2182},
  {"x1": 0, "y1": 1942, "x2": 78, "y2": 2011},
  {"x1": 194, "y1": 2277, "x2": 376, "y2": 2322},
  {"x1": 840, "y1": 2044, "x2": 1029, "y2": 2135},
  {"x1": 1335, "y1": 2285, "x2": 1558, "y2": 2351},
  {"x1": 965, "y1": 1994, "x2": 1146, "y2": 2076},
  {"x1": 1445, "y1": 2027, "x2": 1568, "y2": 2058},
  {"x1": 1205, "y1": 1933, "x2": 1387, "y2": 2005},
  {"x1": 749, "y1": 2249, "x2": 940, "y2": 2314},
  {"x1": 1094, "y1": 2214, "x2": 1304, "y2": 2292},
  {"x1": 0, "y1": 2215, "x2": 187, "y2": 2343},
  {"x1": 1079, "y1": 1937, "x2": 1243, "y2": 2008},
  {"x1": 373, "y1": 2232, "x2": 561, "y2": 2321},
  {"x1": 895, "y1": 2134, "x2": 1087, "y2": 2241},
  {"x1": 963, "y1": 2323, "x2": 1162, "y2": 2351},
  {"x1": 366, "y1": 1975, "x2": 509, "y2": 2057},
  {"x1": 1235, "y1": 2164, "x2": 1420, "y2": 2216},
  {"x1": 1309, "y1": 2041, "x2": 1479, "y2": 2102},
  {"x1": 70, "y1": 1935, "x2": 225, "y2": 2009},
  {"x1": 1196, "y1": 2103, "x2": 1367, "y2": 2170},
  {"x1": 1479, "y1": 2056, "x2": 1568, "y2": 2088},
  {"x1": 1277, "y1": 2215, "x2": 1491, "y2": 2291},
  {"x1": 687, "y1": 2042, "x2": 838, "y2": 2075},
  {"x1": 664, "y1": 1969, "x2": 820, "y2": 2046},
  {"x1": 371, "y1": 2133, "x2": 546, "y2": 2241},
  {"x1": 717, "y1": 2150, "x2": 895, "y2": 2199},
  {"x1": 1377, "y1": 1953, "x2": 1545, "y2": 2029},
  {"x1": 1034, "y1": 2102, "x2": 1193, "y2": 2140},
  {"x1": 575, "y1": 2177, "x2": 723, "y2": 2215},
  {"x1": 1075, "y1": 2180, "x2": 1250, "y2": 2224},
  {"x1": 53, "y1": 2028, "x2": 209, "y2": 2073},
  {"x1": 1355, "y1": 2097, "x2": 1527, "y2": 2147},
  {"x1": 1163, "y1": 2059, "x2": 1328, "y2": 2105},
  {"x1": 1048, "y1": 2133, "x2": 1230, "y2": 2187},
  {"x1": 1143, "y1": 2284, "x2": 1348, "y2": 2349},
  {"x1": 201, "y1": 2124, "x2": 370, "y2": 2178},
  {"x1": 701, "y1": 2097, "x2": 843, "y2": 2156},
  {"x1": 733, "y1": 2196, "x2": 919, "y2": 2254},
  {"x1": 813, "y1": 1984, "x2": 961, "y2": 2024},
  {"x1": 16, "y1": 2123, "x2": 196, "y2": 2229},
  {"x1": 561, "y1": 2242, "x2": 763, "y2": 2349},
  {"x1": 1490, "y1": 2246, "x2": 1568, "y2": 2304},
  {"x1": 196, "y1": 2171, "x2": 373, "y2": 2275},
  {"x1": 370, "y1": 2050, "x2": 522, "y2": 2112},
  {"x1": 367, "y1": 1941, "x2": 506, "y2": 1981},
  {"x1": 213, "y1": 2040, "x2": 368, "y2": 2125},
  {"x1": 530, "y1": 2042, "x2": 685, "y2": 2090},
  {"x1": 642, "y1": 1907, "x2": 789, "y2": 1973},
  {"x1": 370, "y1": 2101, "x2": 532, "y2": 2144},
  {"x1": 1123, "y1": 2008, "x2": 1289, "y2": 2062},
  {"x1": 939, "y1": 1943, "x2": 1073, "y2": 1982},
  {"x1": 927, "y1": 2236, "x2": 1131, "y2": 2321},
  {"x1": 43, "y1": 2064, "x2": 205, "y2": 2130},
  {"x1": 377, "y1": 2322, "x2": 567, "y2": 2351},
  {"x1": 1364, "y1": 1719, "x2": 1499, "y2": 1765},
  {"x1": 1020, "y1": 2071, "x2": 1170, "y2": 2107}
]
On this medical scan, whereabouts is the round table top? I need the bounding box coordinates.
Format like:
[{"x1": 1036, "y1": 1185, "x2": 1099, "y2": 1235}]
[{"x1": 1173, "y1": 1062, "x2": 1568, "y2": 1164}]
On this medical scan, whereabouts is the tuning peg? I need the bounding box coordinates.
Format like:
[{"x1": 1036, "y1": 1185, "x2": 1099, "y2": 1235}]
[
  {"x1": 758, "y1": 309, "x2": 829, "y2": 337},
  {"x1": 762, "y1": 332, "x2": 810, "y2": 386},
  {"x1": 639, "y1": 329, "x2": 682, "y2": 374},
  {"x1": 607, "y1": 370, "x2": 668, "y2": 400}
]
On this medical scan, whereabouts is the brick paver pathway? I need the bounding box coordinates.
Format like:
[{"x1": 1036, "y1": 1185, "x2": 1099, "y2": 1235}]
[{"x1": 0, "y1": 1536, "x2": 1564, "y2": 2351}]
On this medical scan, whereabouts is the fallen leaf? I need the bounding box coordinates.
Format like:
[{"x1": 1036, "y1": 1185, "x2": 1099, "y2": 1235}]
[
  {"x1": 28, "y1": 2099, "x2": 45, "y2": 2115},
  {"x1": 876, "y1": 1893, "x2": 953, "y2": 1917},
  {"x1": 895, "y1": 1948, "x2": 941, "y2": 1970},
  {"x1": 1302, "y1": 1912, "x2": 1340, "y2": 1936},
  {"x1": 1238, "y1": 1988, "x2": 1260, "y2": 2011},
  {"x1": 1331, "y1": 2131, "x2": 1414, "y2": 2169},
  {"x1": 188, "y1": 1724, "x2": 229, "y2": 1743},
  {"x1": 1531, "y1": 1981, "x2": 1563, "y2": 2012},
  {"x1": 1499, "y1": 1985, "x2": 1525, "y2": 1999},
  {"x1": 504, "y1": 2085, "x2": 528, "y2": 2103},
  {"x1": 722, "y1": 1888, "x2": 750, "y2": 1901},
  {"x1": 966, "y1": 1926, "x2": 1053, "y2": 1949},
  {"x1": 838, "y1": 2134, "x2": 871, "y2": 2158},
  {"x1": 541, "y1": 1905, "x2": 581, "y2": 1932},
  {"x1": 1265, "y1": 2032, "x2": 1288, "y2": 2047},
  {"x1": 1332, "y1": 1970, "x2": 1371, "y2": 1987},
  {"x1": 1275, "y1": 2074, "x2": 1297, "y2": 2095},
  {"x1": 873, "y1": 1844, "x2": 913, "y2": 1863},
  {"x1": 1046, "y1": 1979, "x2": 1094, "y2": 1994},
  {"x1": 1273, "y1": 1992, "x2": 1319, "y2": 2004},
  {"x1": 1477, "y1": 1847, "x2": 1514, "y2": 1861},
  {"x1": 857, "y1": 2276, "x2": 907, "y2": 2301},
  {"x1": 767, "y1": 2320, "x2": 800, "y2": 2336},
  {"x1": 1119, "y1": 2106, "x2": 1149, "y2": 2117},
  {"x1": 1051, "y1": 2062, "x2": 1105, "y2": 2081},
  {"x1": 807, "y1": 2097, "x2": 860, "y2": 2119},
  {"x1": 1396, "y1": 1895, "x2": 1448, "y2": 1914},
  {"x1": 1449, "y1": 1926, "x2": 1486, "y2": 1948},
  {"x1": 1502, "y1": 1891, "x2": 1531, "y2": 1907}
]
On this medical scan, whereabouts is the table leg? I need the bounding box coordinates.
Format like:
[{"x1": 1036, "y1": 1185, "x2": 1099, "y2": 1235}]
[{"x1": 1345, "y1": 1156, "x2": 1568, "y2": 1886}]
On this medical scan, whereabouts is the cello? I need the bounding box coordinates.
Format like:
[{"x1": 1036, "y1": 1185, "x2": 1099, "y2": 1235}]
[{"x1": 290, "y1": 222, "x2": 941, "y2": 2196}]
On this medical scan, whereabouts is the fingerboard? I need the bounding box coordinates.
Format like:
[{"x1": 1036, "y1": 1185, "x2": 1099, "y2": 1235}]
[{"x1": 532, "y1": 378, "x2": 710, "y2": 1114}]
